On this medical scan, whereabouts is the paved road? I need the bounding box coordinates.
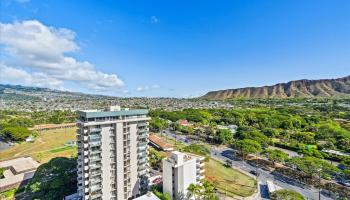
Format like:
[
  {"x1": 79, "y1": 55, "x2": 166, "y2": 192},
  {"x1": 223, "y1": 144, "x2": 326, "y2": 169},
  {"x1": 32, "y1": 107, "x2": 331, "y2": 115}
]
[
  {"x1": 0, "y1": 138, "x2": 12, "y2": 151},
  {"x1": 162, "y1": 129, "x2": 335, "y2": 200},
  {"x1": 212, "y1": 147, "x2": 334, "y2": 200}
]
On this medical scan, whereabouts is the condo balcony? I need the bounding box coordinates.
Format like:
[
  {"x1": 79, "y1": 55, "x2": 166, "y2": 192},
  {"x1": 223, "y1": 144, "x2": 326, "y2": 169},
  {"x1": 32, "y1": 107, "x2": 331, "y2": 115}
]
[
  {"x1": 138, "y1": 135, "x2": 148, "y2": 140},
  {"x1": 138, "y1": 169, "x2": 148, "y2": 176},
  {"x1": 90, "y1": 193, "x2": 102, "y2": 200},
  {"x1": 138, "y1": 151, "x2": 147, "y2": 158},
  {"x1": 90, "y1": 183, "x2": 102, "y2": 191},
  {"x1": 90, "y1": 149, "x2": 102, "y2": 155},
  {"x1": 89, "y1": 141, "x2": 101, "y2": 147},
  {"x1": 90, "y1": 170, "x2": 102, "y2": 176},
  {"x1": 138, "y1": 147, "x2": 147, "y2": 153},
  {"x1": 196, "y1": 162, "x2": 204, "y2": 167},
  {"x1": 196, "y1": 175, "x2": 205, "y2": 180},
  {"x1": 90, "y1": 177, "x2": 102, "y2": 184},
  {"x1": 90, "y1": 128, "x2": 102, "y2": 133},
  {"x1": 197, "y1": 169, "x2": 205, "y2": 174},
  {"x1": 138, "y1": 158, "x2": 147, "y2": 164},
  {"x1": 90, "y1": 156, "x2": 102, "y2": 162},
  {"x1": 89, "y1": 163, "x2": 102, "y2": 169},
  {"x1": 90, "y1": 134, "x2": 101, "y2": 140},
  {"x1": 138, "y1": 142, "x2": 147, "y2": 148},
  {"x1": 138, "y1": 165, "x2": 147, "y2": 171}
]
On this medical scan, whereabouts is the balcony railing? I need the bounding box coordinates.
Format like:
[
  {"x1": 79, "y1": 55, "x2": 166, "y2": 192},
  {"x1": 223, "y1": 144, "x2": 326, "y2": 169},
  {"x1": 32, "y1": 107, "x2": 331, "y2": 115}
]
[
  {"x1": 90, "y1": 193, "x2": 102, "y2": 200},
  {"x1": 90, "y1": 156, "x2": 102, "y2": 162},
  {"x1": 90, "y1": 134, "x2": 101, "y2": 140},
  {"x1": 90, "y1": 128, "x2": 102, "y2": 133},
  {"x1": 138, "y1": 166, "x2": 147, "y2": 171},
  {"x1": 90, "y1": 184, "x2": 102, "y2": 192},
  {"x1": 138, "y1": 158, "x2": 147, "y2": 164},
  {"x1": 89, "y1": 141, "x2": 101, "y2": 147},
  {"x1": 89, "y1": 163, "x2": 102, "y2": 169},
  {"x1": 90, "y1": 170, "x2": 102, "y2": 176},
  {"x1": 90, "y1": 177, "x2": 102, "y2": 185}
]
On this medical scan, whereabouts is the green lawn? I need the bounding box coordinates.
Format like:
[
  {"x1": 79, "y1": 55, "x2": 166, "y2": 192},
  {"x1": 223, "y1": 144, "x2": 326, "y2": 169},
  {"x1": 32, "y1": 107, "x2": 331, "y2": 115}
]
[
  {"x1": 0, "y1": 127, "x2": 77, "y2": 163},
  {"x1": 0, "y1": 188, "x2": 16, "y2": 199},
  {"x1": 205, "y1": 159, "x2": 257, "y2": 197}
]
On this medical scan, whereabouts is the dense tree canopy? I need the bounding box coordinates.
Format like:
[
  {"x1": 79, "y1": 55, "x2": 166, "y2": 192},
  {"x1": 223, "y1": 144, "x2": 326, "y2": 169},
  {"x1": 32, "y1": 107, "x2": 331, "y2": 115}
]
[
  {"x1": 270, "y1": 189, "x2": 305, "y2": 200},
  {"x1": 287, "y1": 156, "x2": 340, "y2": 179},
  {"x1": 23, "y1": 157, "x2": 77, "y2": 200},
  {"x1": 149, "y1": 117, "x2": 168, "y2": 132},
  {"x1": 150, "y1": 107, "x2": 350, "y2": 154},
  {"x1": 149, "y1": 147, "x2": 165, "y2": 169},
  {"x1": 263, "y1": 149, "x2": 289, "y2": 164},
  {"x1": 217, "y1": 129, "x2": 233, "y2": 144},
  {"x1": 235, "y1": 139, "x2": 262, "y2": 158},
  {"x1": 1, "y1": 126, "x2": 31, "y2": 141}
]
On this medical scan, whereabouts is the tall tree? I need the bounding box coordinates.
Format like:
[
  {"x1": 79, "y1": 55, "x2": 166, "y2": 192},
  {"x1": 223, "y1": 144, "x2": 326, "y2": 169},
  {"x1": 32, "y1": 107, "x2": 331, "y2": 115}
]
[
  {"x1": 235, "y1": 139, "x2": 262, "y2": 160},
  {"x1": 187, "y1": 183, "x2": 202, "y2": 200}
]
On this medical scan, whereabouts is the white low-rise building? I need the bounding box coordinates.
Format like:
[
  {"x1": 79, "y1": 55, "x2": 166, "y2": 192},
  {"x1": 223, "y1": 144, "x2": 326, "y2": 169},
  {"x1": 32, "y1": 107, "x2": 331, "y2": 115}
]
[
  {"x1": 0, "y1": 157, "x2": 40, "y2": 192},
  {"x1": 162, "y1": 151, "x2": 205, "y2": 200}
]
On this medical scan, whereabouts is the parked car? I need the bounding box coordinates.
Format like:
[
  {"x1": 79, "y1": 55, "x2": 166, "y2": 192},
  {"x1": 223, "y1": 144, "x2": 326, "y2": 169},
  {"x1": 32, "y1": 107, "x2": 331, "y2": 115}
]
[{"x1": 249, "y1": 170, "x2": 257, "y2": 175}]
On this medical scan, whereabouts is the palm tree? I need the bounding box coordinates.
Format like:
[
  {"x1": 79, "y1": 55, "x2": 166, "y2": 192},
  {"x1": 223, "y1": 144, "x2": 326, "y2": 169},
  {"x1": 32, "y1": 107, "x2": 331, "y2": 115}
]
[
  {"x1": 202, "y1": 180, "x2": 215, "y2": 198},
  {"x1": 187, "y1": 183, "x2": 202, "y2": 200}
]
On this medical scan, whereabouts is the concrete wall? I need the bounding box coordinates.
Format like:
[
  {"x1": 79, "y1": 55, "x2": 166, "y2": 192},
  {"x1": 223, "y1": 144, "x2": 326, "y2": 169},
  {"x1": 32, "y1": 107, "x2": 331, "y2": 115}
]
[
  {"x1": 116, "y1": 122, "x2": 125, "y2": 200},
  {"x1": 129, "y1": 122, "x2": 139, "y2": 197},
  {"x1": 101, "y1": 125, "x2": 112, "y2": 200},
  {"x1": 162, "y1": 160, "x2": 174, "y2": 198}
]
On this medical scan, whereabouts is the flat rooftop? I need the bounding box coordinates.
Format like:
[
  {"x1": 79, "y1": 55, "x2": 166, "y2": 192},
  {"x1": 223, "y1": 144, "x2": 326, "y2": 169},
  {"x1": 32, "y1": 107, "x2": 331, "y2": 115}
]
[
  {"x1": 134, "y1": 192, "x2": 160, "y2": 200},
  {"x1": 0, "y1": 157, "x2": 40, "y2": 192},
  {"x1": 149, "y1": 134, "x2": 174, "y2": 151},
  {"x1": 0, "y1": 157, "x2": 40, "y2": 174},
  {"x1": 77, "y1": 108, "x2": 149, "y2": 118}
]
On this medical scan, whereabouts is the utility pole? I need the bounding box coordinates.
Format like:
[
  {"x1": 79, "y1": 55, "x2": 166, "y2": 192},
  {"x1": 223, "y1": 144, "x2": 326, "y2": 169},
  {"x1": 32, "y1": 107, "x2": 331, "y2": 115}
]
[
  {"x1": 317, "y1": 168, "x2": 322, "y2": 200},
  {"x1": 255, "y1": 152, "x2": 259, "y2": 181}
]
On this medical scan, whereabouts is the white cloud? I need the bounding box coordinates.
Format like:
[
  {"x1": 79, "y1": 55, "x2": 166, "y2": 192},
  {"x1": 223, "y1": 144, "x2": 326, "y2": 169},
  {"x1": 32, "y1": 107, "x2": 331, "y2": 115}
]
[
  {"x1": 0, "y1": 62, "x2": 64, "y2": 89},
  {"x1": 150, "y1": 16, "x2": 158, "y2": 24},
  {"x1": 0, "y1": 20, "x2": 124, "y2": 91},
  {"x1": 135, "y1": 84, "x2": 160, "y2": 92},
  {"x1": 151, "y1": 84, "x2": 160, "y2": 89},
  {"x1": 136, "y1": 86, "x2": 147, "y2": 92}
]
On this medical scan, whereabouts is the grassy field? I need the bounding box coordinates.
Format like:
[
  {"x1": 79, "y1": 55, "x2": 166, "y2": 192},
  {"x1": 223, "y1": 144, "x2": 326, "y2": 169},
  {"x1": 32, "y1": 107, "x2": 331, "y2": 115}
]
[
  {"x1": 205, "y1": 159, "x2": 257, "y2": 198},
  {"x1": 0, "y1": 127, "x2": 77, "y2": 163}
]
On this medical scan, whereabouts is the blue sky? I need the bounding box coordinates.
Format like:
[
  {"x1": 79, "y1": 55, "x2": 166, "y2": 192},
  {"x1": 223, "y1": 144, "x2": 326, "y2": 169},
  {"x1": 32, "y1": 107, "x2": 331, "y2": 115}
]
[{"x1": 1, "y1": 0, "x2": 349, "y2": 97}]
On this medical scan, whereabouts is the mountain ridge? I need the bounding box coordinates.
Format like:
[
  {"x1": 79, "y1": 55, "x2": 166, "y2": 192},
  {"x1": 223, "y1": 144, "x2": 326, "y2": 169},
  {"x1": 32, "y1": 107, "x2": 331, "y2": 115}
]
[{"x1": 202, "y1": 75, "x2": 350, "y2": 99}]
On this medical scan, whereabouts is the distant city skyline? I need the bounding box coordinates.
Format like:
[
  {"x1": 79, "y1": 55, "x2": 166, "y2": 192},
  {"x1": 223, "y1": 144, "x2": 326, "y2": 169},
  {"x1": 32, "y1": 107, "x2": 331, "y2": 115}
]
[{"x1": 1, "y1": 0, "x2": 349, "y2": 97}]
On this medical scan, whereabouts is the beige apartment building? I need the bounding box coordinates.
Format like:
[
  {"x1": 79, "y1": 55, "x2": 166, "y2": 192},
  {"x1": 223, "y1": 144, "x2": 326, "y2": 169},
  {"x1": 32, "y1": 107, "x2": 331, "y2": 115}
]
[{"x1": 76, "y1": 106, "x2": 150, "y2": 200}]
